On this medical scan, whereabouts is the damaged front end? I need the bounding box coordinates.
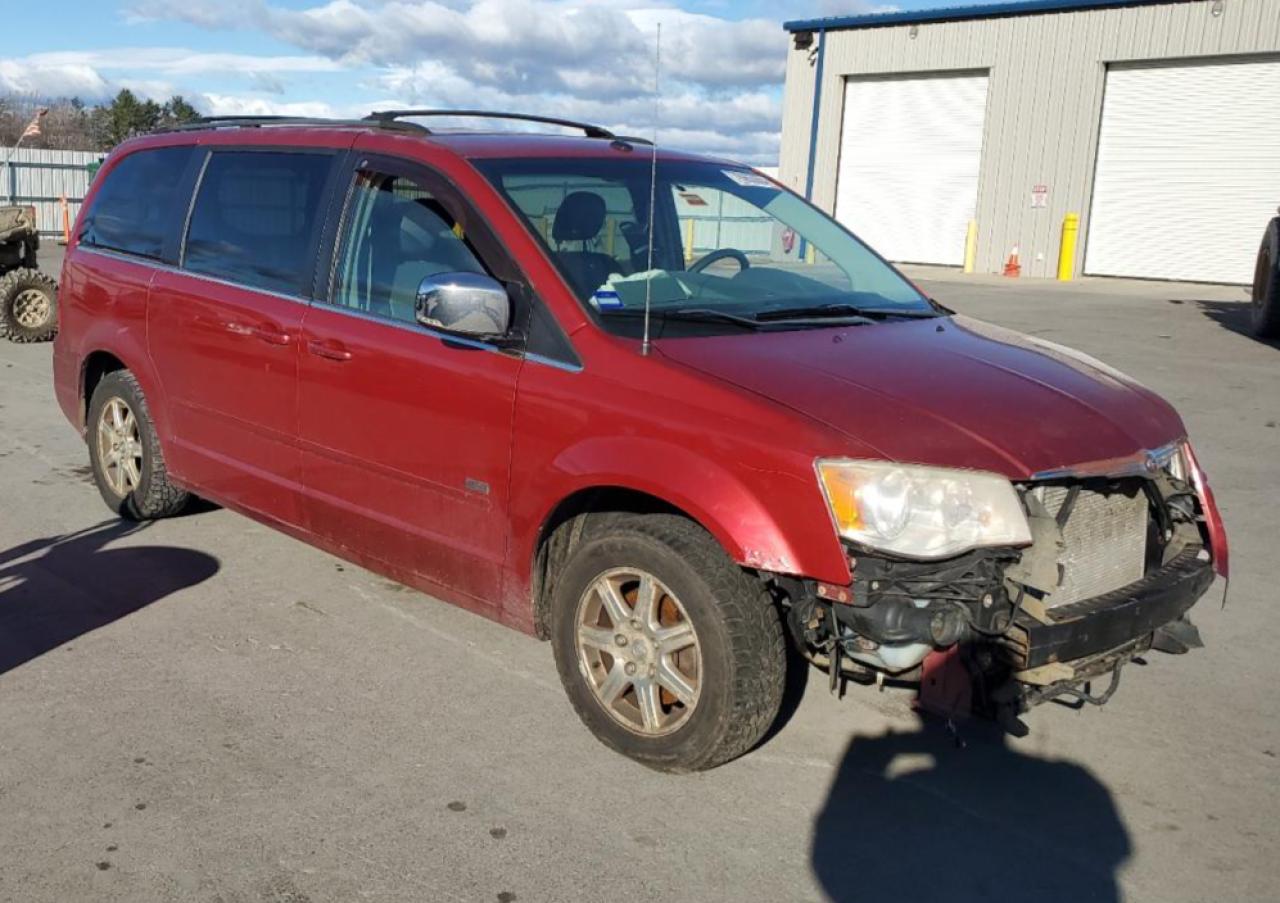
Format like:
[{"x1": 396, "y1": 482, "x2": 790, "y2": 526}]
[{"x1": 785, "y1": 444, "x2": 1224, "y2": 733}]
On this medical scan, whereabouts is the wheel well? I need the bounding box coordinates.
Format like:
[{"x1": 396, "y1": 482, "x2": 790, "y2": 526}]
[
  {"x1": 530, "y1": 487, "x2": 695, "y2": 640},
  {"x1": 81, "y1": 351, "x2": 126, "y2": 425}
]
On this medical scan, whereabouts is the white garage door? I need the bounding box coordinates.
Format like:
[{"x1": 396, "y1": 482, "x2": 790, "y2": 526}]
[
  {"x1": 834, "y1": 73, "x2": 988, "y2": 266},
  {"x1": 1086, "y1": 59, "x2": 1280, "y2": 284}
]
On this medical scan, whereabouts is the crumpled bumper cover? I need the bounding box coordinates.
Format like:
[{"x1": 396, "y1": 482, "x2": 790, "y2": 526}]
[{"x1": 1015, "y1": 546, "x2": 1214, "y2": 671}]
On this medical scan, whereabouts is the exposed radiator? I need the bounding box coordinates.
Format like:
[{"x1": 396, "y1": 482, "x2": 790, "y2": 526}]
[{"x1": 1030, "y1": 485, "x2": 1149, "y2": 607}]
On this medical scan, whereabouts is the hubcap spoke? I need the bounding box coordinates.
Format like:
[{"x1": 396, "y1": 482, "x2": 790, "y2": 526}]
[
  {"x1": 656, "y1": 659, "x2": 697, "y2": 707},
  {"x1": 596, "y1": 578, "x2": 632, "y2": 627},
  {"x1": 634, "y1": 679, "x2": 663, "y2": 731},
  {"x1": 121, "y1": 455, "x2": 142, "y2": 491},
  {"x1": 596, "y1": 662, "x2": 631, "y2": 706},
  {"x1": 636, "y1": 574, "x2": 659, "y2": 628},
  {"x1": 578, "y1": 626, "x2": 616, "y2": 651},
  {"x1": 655, "y1": 622, "x2": 696, "y2": 655}
]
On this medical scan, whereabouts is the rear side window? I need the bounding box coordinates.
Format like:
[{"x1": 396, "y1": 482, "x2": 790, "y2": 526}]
[
  {"x1": 184, "y1": 151, "x2": 333, "y2": 295},
  {"x1": 80, "y1": 146, "x2": 194, "y2": 260}
]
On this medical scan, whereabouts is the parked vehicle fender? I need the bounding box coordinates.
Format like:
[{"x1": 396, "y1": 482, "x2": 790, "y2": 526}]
[
  {"x1": 517, "y1": 434, "x2": 852, "y2": 593},
  {"x1": 54, "y1": 252, "x2": 173, "y2": 445}
]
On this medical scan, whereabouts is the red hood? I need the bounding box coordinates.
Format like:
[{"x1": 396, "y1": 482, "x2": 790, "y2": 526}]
[{"x1": 657, "y1": 315, "x2": 1185, "y2": 480}]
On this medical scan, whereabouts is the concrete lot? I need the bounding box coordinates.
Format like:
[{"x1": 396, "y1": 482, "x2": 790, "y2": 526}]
[{"x1": 1, "y1": 258, "x2": 1277, "y2": 903}]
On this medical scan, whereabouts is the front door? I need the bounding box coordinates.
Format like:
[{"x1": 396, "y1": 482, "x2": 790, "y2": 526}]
[
  {"x1": 296, "y1": 156, "x2": 523, "y2": 605},
  {"x1": 148, "y1": 148, "x2": 339, "y2": 525}
]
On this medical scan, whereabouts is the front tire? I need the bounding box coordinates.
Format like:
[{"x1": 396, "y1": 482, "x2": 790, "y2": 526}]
[
  {"x1": 1252, "y1": 220, "x2": 1280, "y2": 339},
  {"x1": 0, "y1": 268, "x2": 58, "y2": 343},
  {"x1": 87, "y1": 370, "x2": 190, "y2": 520},
  {"x1": 550, "y1": 514, "x2": 785, "y2": 772}
]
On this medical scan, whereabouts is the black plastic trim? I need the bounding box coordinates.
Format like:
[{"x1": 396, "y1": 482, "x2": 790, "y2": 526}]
[{"x1": 1018, "y1": 546, "x2": 1214, "y2": 669}]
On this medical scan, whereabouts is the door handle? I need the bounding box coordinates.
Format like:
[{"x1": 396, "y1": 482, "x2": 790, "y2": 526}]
[
  {"x1": 307, "y1": 339, "x2": 353, "y2": 362},
  {"x1": 222, "y1": 321, "x2": 292, "y2": 346},
  {"x1": 251, "y1": 326, "x2": 293, "y2": 346}
]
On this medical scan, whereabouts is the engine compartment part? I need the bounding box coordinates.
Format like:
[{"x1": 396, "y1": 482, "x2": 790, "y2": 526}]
[{"x1": 778, "y1": 470, "x2": 1219, "y2": 733}]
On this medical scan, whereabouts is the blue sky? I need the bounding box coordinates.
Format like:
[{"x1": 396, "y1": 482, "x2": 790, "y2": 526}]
[{"x1": 1, "y1": 0, "x2": 959, "y2": 164}]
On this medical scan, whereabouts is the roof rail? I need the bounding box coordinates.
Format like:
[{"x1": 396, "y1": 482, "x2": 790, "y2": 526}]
[
  {"x1": 364, "y1": 110, "x2": 619, "y2": 140},
  {"x1": 153, "y1": 115, "x2": 428, "y2": 135}
]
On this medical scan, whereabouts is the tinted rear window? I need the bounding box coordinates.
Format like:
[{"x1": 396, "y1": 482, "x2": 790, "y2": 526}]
[
  {"x1": 80, "y1": 146, "x2": 194, "y2": 260},
  {"x1": 183, "y1": 151, "x2": 333, "y2": 295}
]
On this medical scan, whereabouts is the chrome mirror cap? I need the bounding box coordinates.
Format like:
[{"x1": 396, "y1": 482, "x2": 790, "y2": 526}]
[{"x1": 415, "y1": 272, "x2": 512, "y2": 337}]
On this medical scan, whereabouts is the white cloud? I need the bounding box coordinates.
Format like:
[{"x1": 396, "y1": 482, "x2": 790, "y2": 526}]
[
  {"x1": 120, "y1": 0, "x2": 787, "y2": 161},
  {"x1": 0, "y1": 60, "x2": 110, "y2": 98},
  {"x1": 25, "y1": 48, "x2": 341, "y2": 77},
  {"x1": 199, "y1": 94, "x2": 343, "y2": 118}
]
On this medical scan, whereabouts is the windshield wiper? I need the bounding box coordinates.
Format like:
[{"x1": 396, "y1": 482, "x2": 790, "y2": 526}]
[
  {"x1": 754, "y1": 303, "x2": 939, "y2": 322},
  {"x1": 599, "y1": 307, "x2": 763, "y2": 329}
]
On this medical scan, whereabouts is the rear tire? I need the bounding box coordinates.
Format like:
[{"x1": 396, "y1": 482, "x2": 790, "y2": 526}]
[
  {"x1": 550, "y1": 513, "x2": 785, "y2": 772},
  {"x1": 87, "y1": 370, "x2": 190, "y2": 520},
  {"x1": 1252, "y1": 220, "x2": 1280, "y2": 339},
  {"x1": 0, "y1": 268, "x2": 58, "y2": 343}
]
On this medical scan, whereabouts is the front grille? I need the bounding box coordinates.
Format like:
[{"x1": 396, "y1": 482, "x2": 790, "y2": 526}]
[{"x1": 1029, "y1": 485, "x2": 1149, "y2": 607}]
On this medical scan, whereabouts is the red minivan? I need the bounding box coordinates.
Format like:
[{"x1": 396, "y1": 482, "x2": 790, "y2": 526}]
[{"x1": 53, "y1": 112, "x2": 1227, "y2": 770}]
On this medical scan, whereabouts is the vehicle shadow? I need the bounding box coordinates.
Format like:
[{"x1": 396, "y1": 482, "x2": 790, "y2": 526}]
[
  {"x1": 0, "y1": 520, "x2": 220, "y2": 675},
  {"x1": 1190, "y1": 298, "x2": 1280, "y2": 348},
  {"x1": 811, "y1": 717, "x2": 1130, "y2": 903}
]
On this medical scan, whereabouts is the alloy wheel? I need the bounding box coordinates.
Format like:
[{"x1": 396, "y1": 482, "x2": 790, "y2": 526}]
[
  {"x1": 96, "y1": 397, "x2": 143, "y2": 497},
  {"x1": 575, "y1": 567, "x2": 702, "y2": 736}
]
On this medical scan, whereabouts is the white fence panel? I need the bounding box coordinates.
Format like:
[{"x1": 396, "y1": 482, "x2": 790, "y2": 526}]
[{"x1": 2, "y1": 147, "x2": 103, "y2": 238}]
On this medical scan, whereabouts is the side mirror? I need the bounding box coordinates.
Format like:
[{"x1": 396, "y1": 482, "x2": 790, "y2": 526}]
[{"x1": 415, "y1": 272, "x2": 513, "y2": 338}]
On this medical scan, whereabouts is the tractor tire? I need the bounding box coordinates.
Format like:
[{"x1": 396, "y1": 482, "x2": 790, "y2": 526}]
[
  {"x1": 0, "y1": 267, "x2": 58, "y2": 343},
  {"x1": 1251, "y1": 219, "x2": 1280, "y2": 340}
]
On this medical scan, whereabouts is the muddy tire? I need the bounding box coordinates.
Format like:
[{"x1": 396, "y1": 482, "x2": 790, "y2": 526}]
[
  {"x1": 1252, "y1": 220, "x2": 1280, "y2": 339},
  {"x1": 550, "y1": 513, "x2": 785, "y2": 772},
  {"x1": 0, "y1": 267, "x2": 58, "y2": 343},
  {"x1": 87, "y1": 370, "x2": 190, "y2": 520}
]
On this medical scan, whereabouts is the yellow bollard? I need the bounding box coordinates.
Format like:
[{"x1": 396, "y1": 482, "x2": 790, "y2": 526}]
[
  {"x1": 1057, "y1": 213, "x2": 1080, "y2": 281},
  {"x1": 963, "y1": 219, "x2": 978, "y2": 274},
  {"x1": 683, "y1": 219, "x2": 694, "y2": 263}
]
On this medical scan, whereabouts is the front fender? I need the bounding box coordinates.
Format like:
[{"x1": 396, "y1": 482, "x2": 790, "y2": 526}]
[{"x1": 524, "y1": 435, "x2": 851, "y2": 584}]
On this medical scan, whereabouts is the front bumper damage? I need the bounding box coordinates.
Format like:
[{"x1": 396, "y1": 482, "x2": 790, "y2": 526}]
[{"x1": 782, "y1": 466, "x2": 1224, "y2": 734}]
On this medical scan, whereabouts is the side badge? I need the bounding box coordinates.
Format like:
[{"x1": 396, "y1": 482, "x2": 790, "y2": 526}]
[{"x1": 464, "y1": 478, "x2": 490, "y2": 496}]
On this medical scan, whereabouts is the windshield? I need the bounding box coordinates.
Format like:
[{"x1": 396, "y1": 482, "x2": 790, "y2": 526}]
[{"x1": 475, "y1": 157, "x2": 935, "y2": 336}]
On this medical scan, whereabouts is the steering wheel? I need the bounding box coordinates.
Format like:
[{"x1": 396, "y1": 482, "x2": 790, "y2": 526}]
[{"x1": 688, "y1": 248, "x2": 751, "y2": 274}]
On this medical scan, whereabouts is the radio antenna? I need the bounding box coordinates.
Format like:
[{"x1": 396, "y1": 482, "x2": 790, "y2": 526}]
[{"x1": 641, "y1": 23, "x2": 661, "y2": 357}]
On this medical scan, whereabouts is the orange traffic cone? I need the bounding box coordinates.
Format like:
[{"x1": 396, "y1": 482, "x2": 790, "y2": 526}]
[{"x1": 1002, "y1": 244, "x2": 1021, "y2": 277}]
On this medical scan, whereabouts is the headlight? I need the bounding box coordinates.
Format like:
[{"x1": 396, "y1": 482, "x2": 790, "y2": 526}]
[{"x1": 816, "y1": 459, "x2": 1032, "y2": 559}]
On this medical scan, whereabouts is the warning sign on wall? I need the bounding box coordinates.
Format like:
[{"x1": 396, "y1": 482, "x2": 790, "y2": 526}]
[{"x1": 1031, "y1": 184, "x2": 1049, "y2": 208}]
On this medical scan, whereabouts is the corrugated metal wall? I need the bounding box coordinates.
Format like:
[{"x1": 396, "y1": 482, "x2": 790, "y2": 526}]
[
  {"x1": 779, "y1": 0, "x2": 1280, "y2": 279},
  {"x1": 1, "y1": 147, "x2": 102, "y2": 239}
]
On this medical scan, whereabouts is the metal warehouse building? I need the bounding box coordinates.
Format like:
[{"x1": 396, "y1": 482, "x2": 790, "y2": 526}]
[{"x1": 778, "y1": 0, "x2": 1280, "y2": 283}]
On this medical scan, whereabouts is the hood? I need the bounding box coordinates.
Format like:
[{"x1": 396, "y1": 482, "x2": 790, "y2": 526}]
[{"x1": 657, "y1": 315, "x2": 1185, "y2": 480}]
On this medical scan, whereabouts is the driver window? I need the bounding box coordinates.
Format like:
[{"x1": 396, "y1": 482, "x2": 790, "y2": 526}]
[
  {"x1": 672, "y1": 183, "x2": 853, "y2": 291},
  {"x1": 331, "y1": 171, "x2": 486, "y2": 323}
]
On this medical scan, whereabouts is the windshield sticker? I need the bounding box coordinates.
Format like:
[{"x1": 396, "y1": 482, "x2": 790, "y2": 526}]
[
  {"x1": 722, "y1": 169, "x2": 775, "y2": 189},
  {"x1": 679, "y1": 192, "x2": 708, "y2": 206},
  {"x1": 592, "y1": 288, "x2": 624, "y2": 309}
]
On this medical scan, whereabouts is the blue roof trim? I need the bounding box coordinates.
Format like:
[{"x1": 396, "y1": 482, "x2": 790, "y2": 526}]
[{"x1": 783, "y1": 0, "x2": 1177, "y2": 33}]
